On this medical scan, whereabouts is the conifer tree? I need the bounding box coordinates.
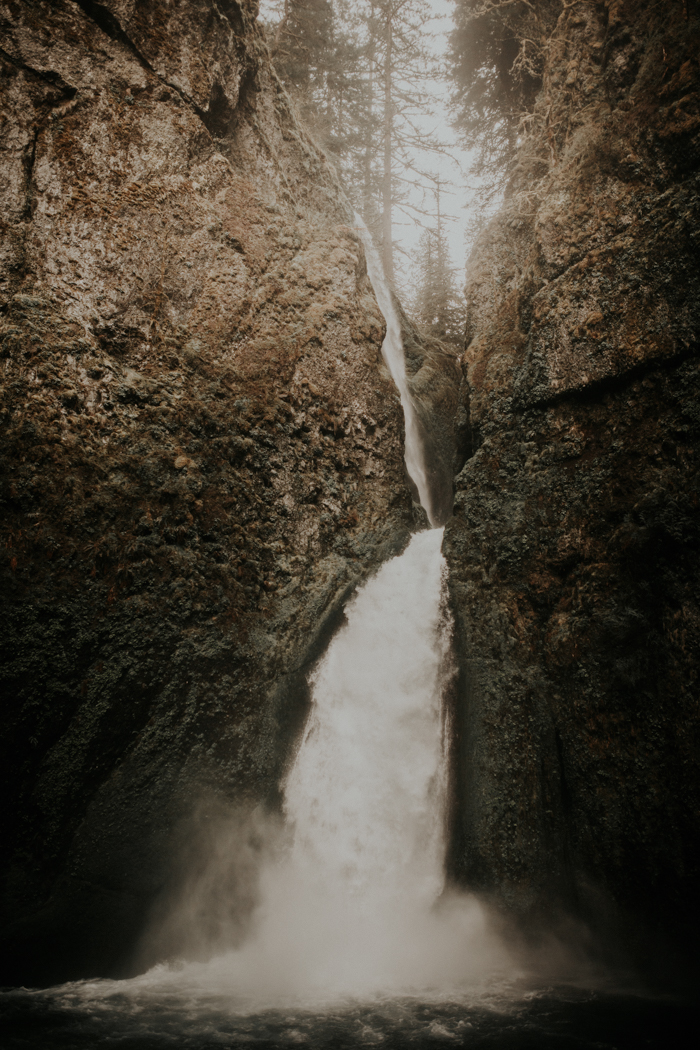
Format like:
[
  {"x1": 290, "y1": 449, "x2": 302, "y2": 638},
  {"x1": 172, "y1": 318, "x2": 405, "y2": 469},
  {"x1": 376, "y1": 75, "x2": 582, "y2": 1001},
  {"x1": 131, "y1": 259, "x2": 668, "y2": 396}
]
[
  {"x1": 269, "y1": 0, "x2": 336, "y2": 146},
  {"x1": 372, "y1": 0, "x2": 437, "y2": 284},
  {"x1": 264, "y1": 0, "x2": 443, "y2": 287},
  {"x1": 413, "y1": 175, "x2": 465, "y2": 348},
  {"x1": 414, "y1": 231, "x2": 465, "y2": 348},
  {"x1": 448, "y1": 0, "x2": 561, "y2": 181}
]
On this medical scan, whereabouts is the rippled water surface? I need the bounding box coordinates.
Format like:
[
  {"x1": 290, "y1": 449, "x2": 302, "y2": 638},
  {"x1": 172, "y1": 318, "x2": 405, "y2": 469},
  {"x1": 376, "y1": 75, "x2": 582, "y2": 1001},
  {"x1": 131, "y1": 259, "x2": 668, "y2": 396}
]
[{"x1": 1, "y1": 980, "x2": 694, "y2": 1050}]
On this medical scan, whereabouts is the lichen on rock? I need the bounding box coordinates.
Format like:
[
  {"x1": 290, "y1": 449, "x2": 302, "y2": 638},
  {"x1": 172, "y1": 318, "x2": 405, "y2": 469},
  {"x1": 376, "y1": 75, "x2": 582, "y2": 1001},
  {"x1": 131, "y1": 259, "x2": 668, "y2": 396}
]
[
  {"x1": 444, "y1": 0, "x2": 700, "y2": 976},
  {"x1": 0, "y1": 0, "x2": 422, "y2": 985}
]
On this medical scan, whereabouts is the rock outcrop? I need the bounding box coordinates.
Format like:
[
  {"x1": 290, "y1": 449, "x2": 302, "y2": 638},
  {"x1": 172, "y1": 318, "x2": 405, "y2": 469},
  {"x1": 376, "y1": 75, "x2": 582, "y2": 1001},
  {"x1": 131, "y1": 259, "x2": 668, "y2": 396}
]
[
  {"x1": 0, "y1": 0, "x2": 429, "y2": 985},
  {"x1": 445, "y1": 0, "x2": 700, "y2": 975},
  {"x1": 401, "y1": 307, "x2": 465, "y2": 526}
]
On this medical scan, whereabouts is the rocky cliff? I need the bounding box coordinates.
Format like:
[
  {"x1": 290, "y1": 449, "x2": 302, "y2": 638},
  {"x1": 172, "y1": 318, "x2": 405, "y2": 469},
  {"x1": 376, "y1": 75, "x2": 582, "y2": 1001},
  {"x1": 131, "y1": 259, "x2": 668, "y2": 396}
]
[
  {"x1": 4, "y1": 0, "x2": 698, "y2": 993},
  {"x1": 0, "y1": 0, "x2": 461, "y2": 986},
  {"x1": 445, "y1": 0, "x2": 700, "y2": 976}
]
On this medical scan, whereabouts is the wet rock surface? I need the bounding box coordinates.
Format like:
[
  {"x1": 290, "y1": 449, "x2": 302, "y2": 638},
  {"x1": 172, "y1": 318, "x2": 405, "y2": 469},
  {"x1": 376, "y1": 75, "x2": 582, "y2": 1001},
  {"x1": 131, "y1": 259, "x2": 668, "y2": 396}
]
[
  {"x1": 444, "y1": 0, "x2": 700, "y2": 974},
  {"x1": 0, "y1": 0, "x2": 421, "y2": 985},
  {"x1": 400, "y1": 305, "x2": 464, "y2": 526}
]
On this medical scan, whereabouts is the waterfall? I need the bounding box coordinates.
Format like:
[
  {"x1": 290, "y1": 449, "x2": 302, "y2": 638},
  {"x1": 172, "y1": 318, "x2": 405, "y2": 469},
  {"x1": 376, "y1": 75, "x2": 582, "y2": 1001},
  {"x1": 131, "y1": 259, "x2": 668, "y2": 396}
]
[
  {"x1": 175, "y1": 222, "x2": 506, "y2": 999},
  {"x1": 248, "y1": 528, "x2": 454, "y2": 994},
  {"x1": 133, "y1": 218, "x2": 507, "y2": 1000},
  {"x1": 286, "y1": 530, "x2": 448, "y2": 906},
  {"x1": 12, "y1": 222, "x2": 514, "y2": 1026},
  {"x1": 354, "y1": 214, "x2": 437, "y2": 526},
  {"x1": 154, "y1": 528, "x2": 504, "y2": 1000}
]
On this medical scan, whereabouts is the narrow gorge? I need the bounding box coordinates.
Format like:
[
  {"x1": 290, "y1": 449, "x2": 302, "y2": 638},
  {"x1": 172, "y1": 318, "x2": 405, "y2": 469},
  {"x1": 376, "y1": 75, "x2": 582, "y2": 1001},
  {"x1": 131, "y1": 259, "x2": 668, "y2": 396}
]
[
  {"x1": 444, "y1": 0, "x2": 700, "y2": 984},
  {"x1": 1, "y1": 0, "x2": 699, "y2": 1015},
  {"x1": 0, "y1": 0, "x2": 459, "y2": 987}
]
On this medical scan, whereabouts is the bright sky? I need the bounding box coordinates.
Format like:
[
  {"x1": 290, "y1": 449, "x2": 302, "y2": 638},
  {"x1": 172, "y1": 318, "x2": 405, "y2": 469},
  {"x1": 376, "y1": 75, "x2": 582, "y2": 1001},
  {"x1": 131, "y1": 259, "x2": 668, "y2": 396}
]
[
  {"x1": 395, "y1": 0, "x2": 474, "y2": 298},
  {"x1": 257, "y1": 0, "x2": 478, "y2": 302}
]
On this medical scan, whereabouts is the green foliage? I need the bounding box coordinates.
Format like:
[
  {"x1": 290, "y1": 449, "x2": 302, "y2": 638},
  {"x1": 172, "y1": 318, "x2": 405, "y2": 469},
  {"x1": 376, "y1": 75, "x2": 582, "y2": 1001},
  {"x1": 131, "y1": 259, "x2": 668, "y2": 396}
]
[
  {"x1": 448, "y1": 0, "x2": 558, "y2": 179},
  {"x1": 265, "y1": 0, "x2": 445, "y2": 281},
  {"x1": 413, "y1": 226, "x2": 465, "y2": 348}
]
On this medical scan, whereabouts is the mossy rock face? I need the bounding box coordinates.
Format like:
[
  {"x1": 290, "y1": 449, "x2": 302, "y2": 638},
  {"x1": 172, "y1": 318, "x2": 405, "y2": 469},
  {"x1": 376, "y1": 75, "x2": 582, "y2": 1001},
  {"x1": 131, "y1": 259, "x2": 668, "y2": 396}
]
[
  {"x1": 0, "y1": 1, "x2": 439, "y2": 985},
  {"x1": 445, "y1": 0, "x2": 700, "y2": 976}
]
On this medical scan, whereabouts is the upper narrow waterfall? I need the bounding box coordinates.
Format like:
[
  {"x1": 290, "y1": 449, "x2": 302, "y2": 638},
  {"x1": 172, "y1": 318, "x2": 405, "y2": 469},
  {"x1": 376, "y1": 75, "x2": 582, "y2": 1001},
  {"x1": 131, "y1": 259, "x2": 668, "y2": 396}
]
[{"x1": 354, "y1": 215, "x2": 437, "y2": 526}]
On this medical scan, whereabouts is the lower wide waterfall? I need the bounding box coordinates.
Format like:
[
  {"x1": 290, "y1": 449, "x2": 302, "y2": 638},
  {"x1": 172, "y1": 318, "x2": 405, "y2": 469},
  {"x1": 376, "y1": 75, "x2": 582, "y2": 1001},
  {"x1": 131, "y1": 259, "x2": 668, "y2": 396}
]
[
  {"x1": 0, "y1": 480, "x2": 686, "y2": 1050},
  {"x1": 15, "y1": 529, "x2": 511, "y2": 1028},
  {"x1": 136, "y1": 526, "x2": 507, "y2": 1002},
  {"x1": 0, "y1": 458, "x2": 678, "y2": 1049},
  {"x1": 208, "y1": 525, "x2": 504, "y2": 999}
]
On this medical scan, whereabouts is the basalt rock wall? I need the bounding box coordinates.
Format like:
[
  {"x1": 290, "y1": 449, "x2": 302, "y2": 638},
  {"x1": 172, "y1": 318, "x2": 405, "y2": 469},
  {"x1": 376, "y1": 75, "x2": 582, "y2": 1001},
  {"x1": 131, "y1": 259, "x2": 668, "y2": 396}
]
[
  {"x1": 400, "y1": 303, "x2": 464, "y2": 526},
  {"x1": 0, "y1": 0, "x2": 433, "y2": 986},
  {"x1": 445, "y1": 0, "x2": 700, "y2": 974}
]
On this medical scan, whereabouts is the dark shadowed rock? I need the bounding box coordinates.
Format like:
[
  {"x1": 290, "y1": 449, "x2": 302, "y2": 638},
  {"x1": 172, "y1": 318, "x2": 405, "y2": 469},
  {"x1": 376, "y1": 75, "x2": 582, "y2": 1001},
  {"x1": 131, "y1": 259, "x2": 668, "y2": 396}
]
[
  {"x1": 444, "y1": 0, "x2": 700, "y2": 981},
  {"x1": 399, "y1": 302, "x2": 463, "y2": 526},
  {"x1": 0, "y1": 0, "x2": 422, "y2": 986}
]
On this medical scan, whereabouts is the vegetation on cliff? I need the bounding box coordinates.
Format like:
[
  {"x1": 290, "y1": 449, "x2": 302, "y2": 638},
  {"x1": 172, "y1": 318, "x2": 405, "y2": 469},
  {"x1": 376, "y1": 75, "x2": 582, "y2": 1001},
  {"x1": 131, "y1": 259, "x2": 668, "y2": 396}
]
[
  {"x1": 444, "y1": 0, "x2": 700, "y2": 977},
  {"x1": 0, "y1": 0, "x2": 425, "y2": 984}
]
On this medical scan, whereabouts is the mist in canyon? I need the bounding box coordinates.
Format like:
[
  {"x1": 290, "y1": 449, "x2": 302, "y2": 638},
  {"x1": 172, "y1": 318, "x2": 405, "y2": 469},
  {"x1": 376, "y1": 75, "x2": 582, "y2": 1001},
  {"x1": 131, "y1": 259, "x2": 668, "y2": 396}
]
[
  {"x1": 1, "y1": 0, "x2": 700, "y2": 1046},
  {"x1": 114, "y1": 529, "x2": 509, "y2": 1002},
  {"x1": 113, "y1": 199, "x2": 518, "y2": 1007}
]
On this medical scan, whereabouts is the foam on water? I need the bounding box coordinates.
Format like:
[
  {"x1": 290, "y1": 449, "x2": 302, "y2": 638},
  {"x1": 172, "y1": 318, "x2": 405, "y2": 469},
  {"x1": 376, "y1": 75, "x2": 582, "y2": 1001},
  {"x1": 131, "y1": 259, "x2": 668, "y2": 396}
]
[{"x1": 5, "y1": 978, "x2": 683, "y2": 1050}]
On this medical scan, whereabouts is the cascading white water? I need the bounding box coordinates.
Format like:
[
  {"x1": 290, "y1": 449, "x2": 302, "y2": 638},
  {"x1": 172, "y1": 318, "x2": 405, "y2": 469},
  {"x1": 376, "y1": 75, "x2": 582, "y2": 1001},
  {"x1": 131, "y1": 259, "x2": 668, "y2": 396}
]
[
  {"x1": 286, "y1": 528, "x2": 448, "y2": 909},
  {"x1": 155, "y1": 224, "x2": 508, "y2": 1000},
  {"x1": 130, "y1": 217, "x2": 508, "y2": 1001},
  {"x1": 354, "y1": 214, "x2": 437, "y2": 526},
  {"x1": 129, "y1": 528, "x2": 506, "y2": 1001}
]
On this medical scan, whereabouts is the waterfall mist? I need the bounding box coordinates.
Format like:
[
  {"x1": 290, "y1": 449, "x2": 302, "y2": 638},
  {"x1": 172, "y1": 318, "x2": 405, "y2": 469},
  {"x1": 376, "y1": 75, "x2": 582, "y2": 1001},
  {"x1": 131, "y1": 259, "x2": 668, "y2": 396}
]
[
  {"x1": 213, "y1": 529, "x2": 509, "y2": 997},
  {"x1": 130, "y1": 529, "x2": 512, "y2": 1003},
  {"x1": 122, "y1": 223, "x2": 514, "y2": 1003}
]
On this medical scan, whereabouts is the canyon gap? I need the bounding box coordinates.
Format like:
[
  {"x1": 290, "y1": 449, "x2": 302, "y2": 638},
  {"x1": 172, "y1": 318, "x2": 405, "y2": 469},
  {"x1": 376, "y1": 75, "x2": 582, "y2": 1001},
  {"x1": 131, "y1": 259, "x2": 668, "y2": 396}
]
[{"x1": 0, "y1": 0, "x2": 699, "y2": 990}]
